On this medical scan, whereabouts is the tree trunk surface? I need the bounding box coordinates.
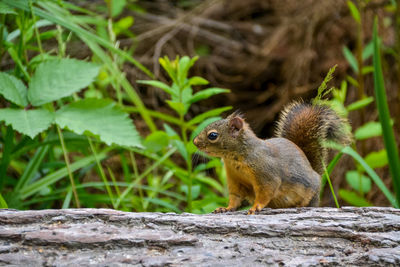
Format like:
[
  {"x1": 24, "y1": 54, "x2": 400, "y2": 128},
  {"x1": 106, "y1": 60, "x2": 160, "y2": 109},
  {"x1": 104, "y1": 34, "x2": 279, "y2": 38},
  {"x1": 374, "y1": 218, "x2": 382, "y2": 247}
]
[{"x1": 0, "y1": 207, "x2": 399, "y2": 266}]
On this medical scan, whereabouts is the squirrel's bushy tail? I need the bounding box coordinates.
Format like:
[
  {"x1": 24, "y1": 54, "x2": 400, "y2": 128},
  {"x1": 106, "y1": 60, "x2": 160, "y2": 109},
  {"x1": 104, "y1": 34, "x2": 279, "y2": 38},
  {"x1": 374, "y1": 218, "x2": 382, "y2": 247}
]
[{"x1": 275, "y1": 101, "x2": 352, "y2": 175}]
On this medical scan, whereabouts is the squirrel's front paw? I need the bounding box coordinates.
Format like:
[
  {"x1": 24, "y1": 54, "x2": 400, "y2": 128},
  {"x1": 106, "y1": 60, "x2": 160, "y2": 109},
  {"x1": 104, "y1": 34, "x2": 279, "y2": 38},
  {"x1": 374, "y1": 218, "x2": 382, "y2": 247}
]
[
  {"x1": 247, "y1": 204, "x2": 263, "y2": 215},
  {"x1": 213, "y1": 207, "x2": 236, "y2": 213}
]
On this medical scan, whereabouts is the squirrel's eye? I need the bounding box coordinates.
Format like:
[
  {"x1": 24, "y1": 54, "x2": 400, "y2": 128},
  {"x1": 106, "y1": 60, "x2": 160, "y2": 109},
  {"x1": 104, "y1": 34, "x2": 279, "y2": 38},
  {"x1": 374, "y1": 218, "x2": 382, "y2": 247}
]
[{"x1": 207, "y1": 132, "x2": 219, "y2": 141}]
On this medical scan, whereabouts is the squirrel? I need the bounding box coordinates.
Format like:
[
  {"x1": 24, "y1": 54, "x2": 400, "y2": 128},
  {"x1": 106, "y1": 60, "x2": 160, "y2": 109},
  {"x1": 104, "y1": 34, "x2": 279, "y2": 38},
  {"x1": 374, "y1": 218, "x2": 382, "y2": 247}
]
[{"x1": 193, "y1": 101, "x2": 351, "y2": 215}]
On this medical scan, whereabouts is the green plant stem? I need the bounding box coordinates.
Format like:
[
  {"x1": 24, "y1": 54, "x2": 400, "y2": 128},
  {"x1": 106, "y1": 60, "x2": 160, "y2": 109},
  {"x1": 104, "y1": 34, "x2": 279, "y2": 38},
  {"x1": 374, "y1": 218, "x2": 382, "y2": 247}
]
[
  {"x1": 355, "y1": 0, "x2": 366, "y2": 156},
  {"x1": 0, "y1": 126, "x2": 14, "y2": 191},
  {"x1": 180, "y1": 114, "x2": 193, "y2": 212},
  {"x1": 115, "y1": 147, "x2": 177, "y2": 209},
  {"x1": 29, "y1": 0, "x2": 44, "y2": 57},
  {"x1": 56, "y1": 125, "x2": 80, "y2": 208},
  {"x1": 88, "y1": 137, "x2": 115, "y2": 208},
  {"x1": 373, "y1": 18, "x2": 400, "y2": 207},
  {"x1": 395, "y1": 0, "x2": 400, "y2": 142},
  {"x1": 129, "y1": 151, "x2": 144, "y2": 210},
  {"x1": 324, "y1": 166, "x2": 340, "y2": 209}
]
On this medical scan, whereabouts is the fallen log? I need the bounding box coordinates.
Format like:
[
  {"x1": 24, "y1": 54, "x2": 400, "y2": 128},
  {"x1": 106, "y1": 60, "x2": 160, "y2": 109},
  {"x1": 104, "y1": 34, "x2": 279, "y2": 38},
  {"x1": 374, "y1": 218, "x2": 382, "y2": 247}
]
[{"x1": 0, "y1": 207, "x2": 399, "y2": 266}]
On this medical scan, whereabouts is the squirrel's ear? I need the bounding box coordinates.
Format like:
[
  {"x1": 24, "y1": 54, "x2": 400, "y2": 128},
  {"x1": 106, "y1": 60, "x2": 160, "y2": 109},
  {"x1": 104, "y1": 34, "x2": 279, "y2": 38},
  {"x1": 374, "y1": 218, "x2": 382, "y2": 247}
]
[{"x1": 229, "y1": 117, "x2": 244, "y2": 137}]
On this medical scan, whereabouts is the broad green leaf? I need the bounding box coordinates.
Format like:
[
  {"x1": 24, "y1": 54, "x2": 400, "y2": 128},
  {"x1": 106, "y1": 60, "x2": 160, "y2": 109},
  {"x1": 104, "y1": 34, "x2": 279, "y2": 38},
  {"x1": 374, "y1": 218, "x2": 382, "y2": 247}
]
[
  {"x1": 339, "y1": 189, "x2": 372, "y2": 206},
  {"x1": 137, "y1": 80, "x2": 175, "y2": 96},
  {"x1": 189, "y1": 88, "x2": 230, "y2": 104},
  {"x1": 346, "y1": 96, "x2": 374, "y2": 111},
  {"x1": 347, "y1": 1, "x2": 361, "y2": 24},
  {"x1": 345, "y1": 170, "x2": 371, "y2": 193},
  {"x1": 188, "y1": 76, "x2": 209, "y2": 86},
  {"x1": 0, "y1": 72, "x2": 28, "y2": 107},
  {"x1": 343, "y1": 46, "x2": 358, "y2": 73},
  {"x1": 144, "y1": 131, "x2": 170, "y2": 152},
  {"x1": 0, "y1": 2, "x2": 16, "y2": 14},
  {"x1": 364, "y1": 149, "x2": 388, "y2": 169},
  {"x1": 166, "y1": 100, "x2": 185, "y2": 116},
  {"x1": 0, "y1": 108, "x2": 54, "y2": 138},
  {"x1": 188, "y1": 106, "x2": 232, "y2": 125},
  {"x1": 354, "y1": 121, "x2": 382, "y2": 140},
  {"x1": 28, "y1": 59, "x2": 100, "y2": 106},
  {"x1": 190, "y1": 116, "x2": 221, "y2": 140},
  {"x1": 55, "y1": 98, "x2": 141, "y2": 147}
]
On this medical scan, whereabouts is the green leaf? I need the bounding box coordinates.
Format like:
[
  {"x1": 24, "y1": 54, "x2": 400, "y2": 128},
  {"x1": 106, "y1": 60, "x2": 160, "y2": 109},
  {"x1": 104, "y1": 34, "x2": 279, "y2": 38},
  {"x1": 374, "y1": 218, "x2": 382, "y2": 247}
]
[
  {"x1": 55, "y1": 98, "x2": 141, "y2": 147},
  {"x1": 354, "y1": 121, "x2": 383, "y2": 140},
  {"x1": 362, "y1": 41, "x2": 374, "y2": 61},
  {"x1": 0, "y1": 72, "x2": 28, "y2": 107},
  {"x1": 188, "y1": 106, "x2": 232, "y2": 126},
  {"x1": 113, "y1": 16, "x2": 134, "y2": 35},
  {"x1": 189, "y1": 88, "x2": 230, "y2": 104},
  {"x1": 144, "y1": 131, "x2": 170, "y2": 152},
  {"x1": 163, "y1": 123, "x2": 179, "y2": 138},
  {"x1": 177, "y1": 56, "x2": 198, "y2": 87},
  {"x1": 343, "y1": 46, "x2": 359, "y2": 73},
  {"x1": 0, "y1": 193, "x2": 8, "y2": 208},
  {"x1": 137, "y1": 80, "x2": 175, "y2": 96},
  {"x1": 346, "y1": 96, "x2": 374, "y2": 111},
  {"x1": 0, "y1": 2, "x2": 16, "y2": 14},
  {"x1": 28, "y1": 59, "x2": 100, "y2": 106},
  {"x1": 159, "y1": 57, "x2": 178, "y2": 85},
  {"x1": 166, "y1": 100, "x2": 185, "y2": 116},
  {"x1": 172, "y1": 139, "x2": 188, "y2": 161},
  {"x1": 373, "y1": 17, "x2": 400, "y2": 206},
  {"x1": 0, "y1": 108, "x2": 54, "y2": 138},
  {"x1": 339, "y1": 189, "x2": 372, "y2": 207},
  {"x1": 180, "y1": 185, "x2": 201, "y2": 200},
  {"x1": 364, "y1": 149, "x2": 388, "y2": 169},
  {"x1": 361, "y1": 66, "x2": 374, "y2": 75},
  {"x1": 108, "y1": 0, "x2": 127, "y2": 17},
  {"x1": 188, "y1": 76, "x2": 209, "y2": 86},
  {"x1": 341, "y1": 146, "x2": 397, "y2": 208},
  {"x1": 347, "y1": 1, "x2": 361, "y2": 24},
  {"x1": 194, "y1": 175, "x2": 224, "y2": 193},
  {"x1": 345, "y1": 170, "x2": 371, "y2": 193}
]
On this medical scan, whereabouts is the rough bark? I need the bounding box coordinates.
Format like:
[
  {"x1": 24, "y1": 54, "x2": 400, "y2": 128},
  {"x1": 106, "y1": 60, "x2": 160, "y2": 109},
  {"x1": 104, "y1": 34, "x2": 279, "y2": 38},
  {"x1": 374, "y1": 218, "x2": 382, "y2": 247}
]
[{"x1": 0, "y1": 207, "x2": 399, "y2": 266}]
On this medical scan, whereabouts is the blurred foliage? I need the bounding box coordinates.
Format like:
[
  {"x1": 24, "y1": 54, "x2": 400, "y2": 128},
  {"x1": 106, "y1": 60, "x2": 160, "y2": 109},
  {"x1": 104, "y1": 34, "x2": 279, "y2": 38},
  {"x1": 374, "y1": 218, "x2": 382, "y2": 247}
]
[{"x1": 0, "y1": 0, "x2": 399, "y2": 212}]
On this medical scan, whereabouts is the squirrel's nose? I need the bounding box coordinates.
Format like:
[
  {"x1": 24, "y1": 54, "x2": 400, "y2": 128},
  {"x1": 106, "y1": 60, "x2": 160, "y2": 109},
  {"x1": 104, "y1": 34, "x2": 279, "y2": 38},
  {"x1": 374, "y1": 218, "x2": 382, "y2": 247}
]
[{"x1": 193, "y1": 137, "x2": 199, "y2": 147}]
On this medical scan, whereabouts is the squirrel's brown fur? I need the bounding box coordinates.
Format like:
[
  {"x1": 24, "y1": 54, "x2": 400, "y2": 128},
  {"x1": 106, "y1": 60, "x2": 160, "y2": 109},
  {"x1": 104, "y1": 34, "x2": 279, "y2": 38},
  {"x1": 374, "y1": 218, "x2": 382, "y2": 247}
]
[
  {"x1": 275, "y1": 101, "x2": 352, "y2": 175},
  {"x1": 193, "y1": 101, "x2": 351, "y2": 214}
]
